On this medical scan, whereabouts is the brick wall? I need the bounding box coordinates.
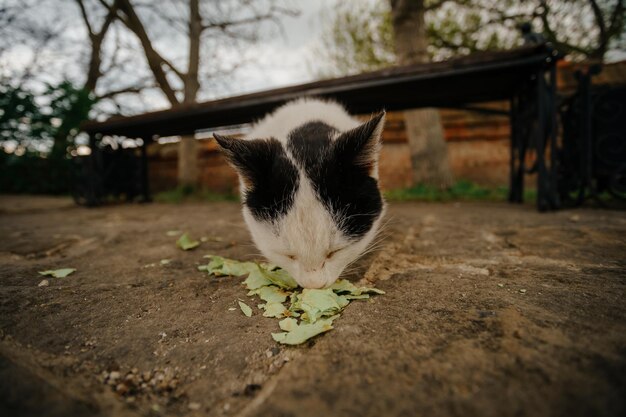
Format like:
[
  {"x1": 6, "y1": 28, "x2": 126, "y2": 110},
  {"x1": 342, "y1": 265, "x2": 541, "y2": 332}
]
[{"x1": 148, "y1": 60, "x2": 626, "y2": 192}]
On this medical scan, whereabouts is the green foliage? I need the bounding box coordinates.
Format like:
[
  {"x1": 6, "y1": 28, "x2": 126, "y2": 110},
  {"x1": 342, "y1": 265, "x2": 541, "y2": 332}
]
[
  {"x1": 312, "y1": 1, "x2": 396, "y2": 77},
  {"x1": 385, "y1": 180, "x2": 537, "y2": 202},
  {"x1": 314, "y1": 0, "x2": 626, "y2": 77},
  {"x1": 0, "y1": 81, "x2": 96, "y2": 194},
  {"x1": 153, "y1": 186, "x2": 239, "y2": 203}
]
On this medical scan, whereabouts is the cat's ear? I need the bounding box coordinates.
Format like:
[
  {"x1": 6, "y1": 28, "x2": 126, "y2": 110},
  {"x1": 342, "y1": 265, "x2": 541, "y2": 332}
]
[
  {"x1": 213, "y1": 134, "x2": 277, "y2": 188},
  {"x1": 333, "y1": 111, "x2": 385, "y2": 175}
]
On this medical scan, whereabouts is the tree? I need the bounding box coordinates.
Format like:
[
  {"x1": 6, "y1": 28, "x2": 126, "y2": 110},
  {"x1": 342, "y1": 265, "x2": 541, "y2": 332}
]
[
  {"x1": 389, "y1": 0, "x2": 454, "y2": 188},
  {"x1": 0, "y1": 80, "x2": 97, "y2": 194},
  {"x1": 314, "y1": 0, "x2": 625, "y2": 188},
  {"x1": 316, "y1": 0, "x2": 625, "y2": 69},
  {"x1": 1, "y1": 0, "x2": 298, "y2": 187},
  {"x1": 312, "y1": 1, "x2": 395, "y2": 78},
  {"x1": 427, "y1": 0, "x2": 625, "y2": 61},
  {"x1": 101, "y1": 0, "x2": 298, "y2": 186},
  {"x1": 0, "y1": 0, "x2": 150, "y2": 114}
]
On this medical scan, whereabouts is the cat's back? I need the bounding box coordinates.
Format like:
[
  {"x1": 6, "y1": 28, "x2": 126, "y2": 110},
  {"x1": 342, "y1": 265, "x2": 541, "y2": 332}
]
[{"x1": 247, "y1": 98, "x2": 360, "y2": 143}]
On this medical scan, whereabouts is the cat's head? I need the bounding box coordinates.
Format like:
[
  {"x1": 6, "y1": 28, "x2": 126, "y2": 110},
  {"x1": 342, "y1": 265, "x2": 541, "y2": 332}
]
[{"x1": 214, "y1": 112, "x2": 386, "y2": 288}]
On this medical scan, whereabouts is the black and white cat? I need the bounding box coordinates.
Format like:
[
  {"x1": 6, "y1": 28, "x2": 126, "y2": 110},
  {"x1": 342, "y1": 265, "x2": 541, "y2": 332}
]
[{"x1": 214, "y1": 98, "x2": 386, "y2": 289}]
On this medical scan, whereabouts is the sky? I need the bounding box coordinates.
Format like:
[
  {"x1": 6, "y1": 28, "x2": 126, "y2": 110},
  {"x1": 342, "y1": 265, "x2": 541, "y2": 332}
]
[{"x1": 0, "y1": 0, "x2": 344, "y2": 116}]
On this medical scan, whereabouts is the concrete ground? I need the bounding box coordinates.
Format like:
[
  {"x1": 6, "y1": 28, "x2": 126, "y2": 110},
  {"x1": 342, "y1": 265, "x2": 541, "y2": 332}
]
[{"x1": 0, "y1": 196, "x2": 625, "y2": 417}]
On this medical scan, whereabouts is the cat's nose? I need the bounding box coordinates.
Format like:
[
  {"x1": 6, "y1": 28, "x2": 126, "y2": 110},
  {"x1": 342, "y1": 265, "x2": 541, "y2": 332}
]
[{"x1": 295, "y1": 270, "x2": 328, "y2": 289}]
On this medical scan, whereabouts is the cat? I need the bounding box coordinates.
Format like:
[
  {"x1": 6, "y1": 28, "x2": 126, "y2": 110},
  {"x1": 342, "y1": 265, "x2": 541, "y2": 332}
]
[{"x1": 214, "y1": 98, "x2": 386, "y2": 289}]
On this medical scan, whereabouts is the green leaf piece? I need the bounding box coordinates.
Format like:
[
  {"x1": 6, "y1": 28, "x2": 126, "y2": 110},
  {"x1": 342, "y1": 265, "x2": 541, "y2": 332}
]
[
  {"x1": 263, "y1": 302, "x2": 287, "y2": 318},
  {"x1": 278, "y1": 317, "x2": 298, "y2": 331},
  {"x1": 329, "y1": 279, "x2": 360, "y2": 294},
  {"x1": 260, "y1": 267, "x2": 299, "y2": 289},
  {"x1": 244, "y1": 268, "x2": 273, "y2": 290},
  {"x1": 249, "y1": 286, "x2": 290, "y2": 303},
  {"x1": 238, "y1": 301, "x2": 253, "y2": 317},
  {"x1": 293, "y1": 289, "x2": 349, "y2": 323},
  {"x1": 345, "y1": 294, "x2": 370, "y2": 300},
  {"x1": 176, "y1": 233, "x2": 200, "y2": 250},
  {"x1": 38, "y1": 268, "x2": 76, "y2": 278},
  {"x1": 330, "y1": 279, "x2": 385, "y2": 296},
  {"x1": 272, "y1": 316, "x2": 337, "y2": 345},
  {"x1": 204, "y1": 255, "x2": 225, "y2": 274},
  {"x1": 200, "y1": 255, "x2": 258, "y2": 278},
  {"x1": 220, "y1": 258, "x2": 258, "y2": 277}
]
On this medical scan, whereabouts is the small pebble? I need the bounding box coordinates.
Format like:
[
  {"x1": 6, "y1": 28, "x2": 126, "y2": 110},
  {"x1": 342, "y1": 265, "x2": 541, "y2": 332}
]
[
  {"x1": 519, "y1": 289, "x2": 527, "y2": 294},
  {"x1": 109, "y1": 371, "x2": 121, "y2": 381},
  {"x1": 38, "y1": 279, "x2": 49, "y2": 287},
  {"x1": 115, "y1": 383, "x2": 129, "y2": 395},
  {"x1": 188, "y1": 402, "x2": 201, "y2": 411},
  {"x1": 497, "y1": 283, "x2": 504, "y2": 288}
]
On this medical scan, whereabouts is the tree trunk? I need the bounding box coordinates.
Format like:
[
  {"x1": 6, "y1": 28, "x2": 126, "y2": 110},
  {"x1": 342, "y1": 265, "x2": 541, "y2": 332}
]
[
  {"x1": 389, "y1": 0, "x2": 454, "y2": 189},
  {"x1": 177, "y1": 135, "x2": 198, "y2": 187},
  {"x1": 177, "y1": 0, "x2": 202, "y2": 188}
]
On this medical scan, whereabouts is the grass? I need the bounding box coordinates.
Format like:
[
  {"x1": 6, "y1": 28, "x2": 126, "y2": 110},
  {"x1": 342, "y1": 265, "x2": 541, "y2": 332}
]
[
  {"x1": 155, "y1": 181, "x2": 538, "y2": 204},
  {"x1": 384, "y1": 180, "x2": 537, "y2": 202},
  {"x1": 153, "y1": 186, "x2": 239, "y2": 204}
]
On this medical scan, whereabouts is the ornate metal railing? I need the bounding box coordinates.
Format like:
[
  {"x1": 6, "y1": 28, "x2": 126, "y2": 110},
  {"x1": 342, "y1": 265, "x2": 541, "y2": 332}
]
[{"x1": 558, "y1": 67, "x2": 626, "y2": 207}]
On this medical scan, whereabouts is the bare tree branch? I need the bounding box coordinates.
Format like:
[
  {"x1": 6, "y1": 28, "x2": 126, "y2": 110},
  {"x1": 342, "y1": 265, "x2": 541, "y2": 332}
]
[
  {"x1": 114, "y1": 0, "x2": 181, "y2": 105},
  {"x1": 96, "y1": 81, "x2": 153, "y2": 99},
  {"x1": 74, "y1": 0, "x2": 95, "y2": 37}
]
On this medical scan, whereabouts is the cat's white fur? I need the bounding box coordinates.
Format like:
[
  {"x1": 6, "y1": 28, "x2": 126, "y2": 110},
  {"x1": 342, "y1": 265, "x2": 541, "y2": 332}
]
[
  {"x1": 240, "y1": 98, "x2": 386, "y2": 289},
  {"x1": 248, "y1": 98, "x2": 361, "y2": 144}
]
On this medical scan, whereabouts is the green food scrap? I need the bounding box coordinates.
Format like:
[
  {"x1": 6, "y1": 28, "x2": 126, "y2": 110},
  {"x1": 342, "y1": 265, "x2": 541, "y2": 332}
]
[
  {"x1": 263, "y1": 302, "x2": 287, "y2": 318},
  {"x1": 292, "y1": 289, "x2": 349, "y2": 323},
  {"x1": 243, "y1": 268, "x2": 272, "y2": 289},
  {"x1": 344, "y1": 294, "x2": 370, "y2": 300},
  {"x1": 198, "y1": 256, "x2": 384, "y2": 345},
  {"x1": 278, "y1": 317, "x2": 298, "y2": 331},
  {"x1": 38, "y1": 268, "x2": 76, "y2": 278},
  {"x1": 238, "y1": 301, "x2": 253, "y2": 317},
  {"x1": 248, "y1": 286, "x2": 290, "y2": 303},
  {"x1": 259, "y1": 267, "x2": 298, "y2": 289},
  {"x1": 221, "y1": 258, "x2": 258, "y2": 277},
  {"x1": 176, "y1": 233, "x2": 200, "y2": 250},
  {"x1": 330, "y1": 279, "x2": 385, "y2": 296},
  {"x1": 200, "y1": 255, "x2": 257, "y2": 277},
  {"x1": 272, "y1": 316, "x2": 338, "y2": 345}
]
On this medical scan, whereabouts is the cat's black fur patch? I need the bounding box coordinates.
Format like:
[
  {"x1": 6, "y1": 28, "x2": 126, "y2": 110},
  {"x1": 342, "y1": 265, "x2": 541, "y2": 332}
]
[
  {"x1": 214, "y1": 135, "x2": 299, "y2": 222},
  {"x1": 287, "y1": 119, "x2": 383, "y2": 238},
  {"x1": 287, "y1": 121, "x2": 336, "y2": 167}
]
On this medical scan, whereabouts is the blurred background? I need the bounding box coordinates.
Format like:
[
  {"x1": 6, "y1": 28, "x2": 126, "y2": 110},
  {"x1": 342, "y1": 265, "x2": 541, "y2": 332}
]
[{"x1": 0, "y1": 0, "x2": 624, "y2": 200}]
